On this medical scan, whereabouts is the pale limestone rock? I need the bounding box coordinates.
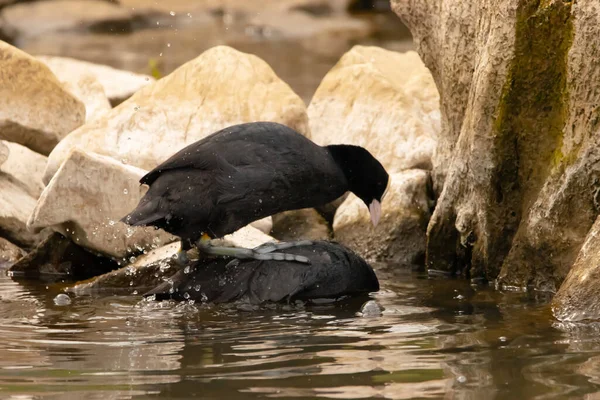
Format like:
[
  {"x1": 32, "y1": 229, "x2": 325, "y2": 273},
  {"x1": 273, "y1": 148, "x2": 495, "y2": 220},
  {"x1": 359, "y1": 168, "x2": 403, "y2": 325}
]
[
  {"x1": 0, "y1": 0, "x2": 133, "y2": 40},
  {"x1": 308, "y1": 46, "x2": 440, "y2": 173},
  {"x1": 59, "y1": 74, "x2": 111, "y2": 122},
  {"x1": 0, "y1": 140, "x2": 47, "y2": 199},
  {"x1": 392, "y1": 0, "x2": 600, "y2": 289},
  {"x1": 43, "y1": 45, "x2": 309, "y2": 183},
  {"x1": 0, "y1": 171, "x2": 40, "y2": 247},
  {"x1": 0, "y1": 237, "x2": 25, "y2": 269},
  {"x1": 250, "y1": 217, "x2": 273, "y2": 235},
  {"x1": 0, "y1": 141, "x2": 7, "y2": 165},
  {"x1": 69, "y1": 225, "x2": 276, "y2": 295},
  {"x1": 333, "y1": 170, "x2": 432, "y2": 267},
  {"x1": 0, "y1": 40, "x2": 85, "y2": 155},
  {"x1": 553, "y1": 215, "x2": 600, "y2": 322},
  {"x1": 36, "y1": 55, "x2": 154, "y2": 106},
  {"x1": 27, "y1": 148, "x2": 177, "y2": 258}
]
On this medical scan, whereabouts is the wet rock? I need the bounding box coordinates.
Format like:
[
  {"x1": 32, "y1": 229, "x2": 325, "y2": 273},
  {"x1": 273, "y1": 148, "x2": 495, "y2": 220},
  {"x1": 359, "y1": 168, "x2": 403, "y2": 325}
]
[
  {"x1": 0, "y1": 140, "x2": 47, "y2": 198},
  {"x1": 37, "y1": 55, "x2": 154, "y2": 106},
  {"x1": 68, "y1": 226, "x2": 276, "y2": 296},
  {"x1": 333, "y1": 170, "x2": 432, "y2": 268},
  {"x1": 0, "y1": 40, "x2": 85, "y2": 155},
  {"x1": 553, "y1": 216, "x2": 600, "y2": 322},
  {"x1": 271, "y1": 208, "x2": 330, "y2": 241},
  {"x1": 0, "y1": 0, "x2": 135, "y2": 42},
  {"x1": 0, "y1": 237, "x2": 25, "y2": 269},
  {"x1": 307, "y1": 45, "x2": 439, "y2": 173},
  {"x1": 27, "y1": 148, "x2": 177, "y2": 258},
  {"x1": 8, "y1": 232, "x2": 119, "y2": 281},
  {"x1": 43, "y1": 45, "x2": 309, "y2": 183},
  {"x1": 392, "y1": 0, "x2": 600, "y2": 288}
]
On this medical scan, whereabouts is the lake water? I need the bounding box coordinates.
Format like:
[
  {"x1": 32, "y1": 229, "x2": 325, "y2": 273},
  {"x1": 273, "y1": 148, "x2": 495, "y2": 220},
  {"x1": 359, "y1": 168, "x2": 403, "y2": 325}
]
[{"x1": 2, "y1": 264, "x2": 600, "y2": 400}]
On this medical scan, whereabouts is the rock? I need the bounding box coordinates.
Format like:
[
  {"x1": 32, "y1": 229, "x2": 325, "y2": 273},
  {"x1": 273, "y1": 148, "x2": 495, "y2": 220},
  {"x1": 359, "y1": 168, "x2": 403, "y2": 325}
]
[
  {"x1": 8, "y1": 233, "x2": 119, "y2": 281},
  {"x1": 392, "y1": 0, "x2": 600, "y2": 288},
  {"x1": 0, "y1": 40, "x2": 86, "y2": 155},
  {"x1": 43, "y1": 45, "x2": 310, "y2": 183},
  {"x1": 0, "y1": 140, "x2": 47, "y2": 198},
  {"x1": 27, "y1": 148, "x2": 177, "y2": 259},
  {"x1": 271, "y1": 209, "x2": 330, "y2": 241},
  {"x1": 553, "y1": 216, "x2": 600, "y2": 322},
  {"x1": 307, "y1": 45, "x2": 440, "y2": 173},
  {"x1": 250, "y1": 216, "x2": 273, "y2": 235},
  {"x1": 36, "y1": 55, "x2": 154, "y2": 106},
  {"x1": 333, "y1": 169, "x2": 432, "y2": 268},
  {"x1": 248, "y1": 10, "x2": 373, "y2": 56},
  {"x1": 0, "y1": 0, "x2": 135, "y2": 42},
  {"x1": 0, "y1": 140, "x2": 7, "y2": 165},
  {"x1": 0, "y1": 171, "x2": 45, "y2": 247},
  {"x1": 0, "y1": 237, "x2": 25, "y2": 269},
  {"x1": 59, "y1": 74, "x2": 111, "y2": 122},
  {"x1": 68, "y1": 225, "x2": 276, "y2": 296}
]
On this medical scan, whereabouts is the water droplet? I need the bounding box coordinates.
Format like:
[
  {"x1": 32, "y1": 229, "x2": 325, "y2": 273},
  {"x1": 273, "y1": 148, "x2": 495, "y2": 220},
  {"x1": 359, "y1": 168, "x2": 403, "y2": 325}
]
[
  {"x1": 54, "y1": 293, "x2": 71, "y2": 306},
  {"x1": 187, "y1": 12, "x2": 192, "y2": 17},
  {"x1": 134, "y1": 106, "x2": 140, "y2": 111},
  {"x1": 184, "y1": 266, "x2": 191, "y2": 274},
  {"x1": 457, "y1": 375, "x2": 467, "y2": 383},
  {"x1": 183, "y1": 292, "x2": 190, "y2": 299},
  {"x1": 169, "y1": 11, "x2": 176, "y2": 16},
  {"x1": 156, "y1": 21, "x2": 160, "y2": 25},
  {"x1": 159, "y1": 52, "x2": 163, "y2": 57},
  {"x1": 129, "y1": 256, "x2": 136, "y2": 263},
  {"x1": 194, "y1": 284, "x2": 201, "y2": 292},
  {"x1": 123, "y1": 188, "x2": 129, "y2": 195},
  {"x1": 499, "y1": 336, "x2": 508, "y2": 342},
  {"x1": 167, "y1": 43, "x2": 171, "y2": 47},
  {"x1": 201, "y1": 293, "x2": 208, "y2": 302},
  {"x1": 145, "y1": 77, "x2": 149, "y2": 81},
  {"x1": 121, "y1": 158, "x2": 128, "y2": 164},
  {"x1": 258, "y1": 199, "x2": 263, "y2": 204},
  {"x1": 132, "y1": 290, "x2": 138, "y2": 295},
  {"x1": 129, "y1": 280, "x2": 134, "y2": 286},
  {"x1": 108, "y1": 220, "x2": 115, "y2": 226}
]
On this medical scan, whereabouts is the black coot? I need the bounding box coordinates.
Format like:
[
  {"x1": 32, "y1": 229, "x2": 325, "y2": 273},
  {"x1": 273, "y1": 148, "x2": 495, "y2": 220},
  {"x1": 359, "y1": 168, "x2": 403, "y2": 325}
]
[
  {"x1": 121, "y1": 121, "x2": 389, "y2": 263},
  {"x1": 144, "y1": 240, "x2": 379, "y2": 304}
]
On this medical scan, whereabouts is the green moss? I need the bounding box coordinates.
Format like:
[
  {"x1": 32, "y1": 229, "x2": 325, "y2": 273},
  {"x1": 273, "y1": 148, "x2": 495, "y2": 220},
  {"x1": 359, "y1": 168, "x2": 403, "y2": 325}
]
[
  {"x1": 147, "y1": 58, "x2": 163, "y2": 80},
  {"x1": 487, "y1": 0, "x2": 573, "y2": 277}
]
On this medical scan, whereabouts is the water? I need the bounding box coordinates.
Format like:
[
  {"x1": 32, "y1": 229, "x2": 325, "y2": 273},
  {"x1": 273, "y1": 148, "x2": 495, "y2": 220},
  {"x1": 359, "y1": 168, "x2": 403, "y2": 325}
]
[{"x1": 2, "y1": 264, "x2": 600, "y2": 400}]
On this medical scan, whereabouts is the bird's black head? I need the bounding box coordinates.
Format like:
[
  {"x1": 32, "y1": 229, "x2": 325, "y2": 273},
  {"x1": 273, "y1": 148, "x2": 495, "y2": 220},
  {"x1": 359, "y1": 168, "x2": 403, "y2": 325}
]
[{"x1": 327, "y1": 144, "x2": 390, "y2": 227}]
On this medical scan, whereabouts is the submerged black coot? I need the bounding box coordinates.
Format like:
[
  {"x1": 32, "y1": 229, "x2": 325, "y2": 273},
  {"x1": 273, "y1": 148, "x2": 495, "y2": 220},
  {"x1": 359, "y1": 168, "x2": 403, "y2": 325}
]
[
  {"x1": 121, "y1": 121, "x2": 389, "y2": 262},
  {"x1": 144, "y1": 240, "x2": 379, "y2": 304}
]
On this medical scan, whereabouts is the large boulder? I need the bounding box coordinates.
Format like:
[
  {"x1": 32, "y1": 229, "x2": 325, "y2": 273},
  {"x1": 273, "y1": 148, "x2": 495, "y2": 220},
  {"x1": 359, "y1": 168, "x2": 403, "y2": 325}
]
[
  {"x1": 0, "y1": 40, "x2": 85, "y2": 155},
  {"x1": 36, "y1": 55, "x2": 155, "y2": 106},
  {"x1": 27, "y1": 148, "x2": 177, "y2": 258},
  {"x1": 307, "y1": 45, "x2": 440, "y2": 173},
  {"x1": 333, "y1": 169, "x2": 433, "y2": 268},
  {"x1": 58, "y1": 74, "x2": 111, "y2": 122},
  {"x1": 43, "y1": 45, "x2": 310, "y2": 183},
  {"x1": 392, "y1": 0, "x2": 600, "y2": 289}
]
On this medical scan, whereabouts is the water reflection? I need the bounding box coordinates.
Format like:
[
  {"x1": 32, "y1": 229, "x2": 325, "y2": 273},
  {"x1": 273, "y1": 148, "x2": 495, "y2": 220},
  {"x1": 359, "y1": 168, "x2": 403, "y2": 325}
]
[{"x1": 4, "y1": 265, "x2": 600, "y2": 399}]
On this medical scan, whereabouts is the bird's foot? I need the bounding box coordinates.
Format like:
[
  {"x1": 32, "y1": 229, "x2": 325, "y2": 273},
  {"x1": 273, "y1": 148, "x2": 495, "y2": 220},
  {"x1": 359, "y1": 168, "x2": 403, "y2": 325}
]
[
  {"x1": 196, "y1": 239, "x2": 311, "y2": 264},
  {"x1": 174, "y1": 248, "x2": 190, "y2": 267}
]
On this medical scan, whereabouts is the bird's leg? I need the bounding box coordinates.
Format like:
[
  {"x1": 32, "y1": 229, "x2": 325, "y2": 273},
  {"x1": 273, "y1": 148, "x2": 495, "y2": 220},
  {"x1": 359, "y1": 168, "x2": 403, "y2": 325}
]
[
  {"x1": 253, "y1": 240, "x2": 314, "y2": 254},
  {"x1": 195, "y1": 234, "x2": 311, "y2": 264}
]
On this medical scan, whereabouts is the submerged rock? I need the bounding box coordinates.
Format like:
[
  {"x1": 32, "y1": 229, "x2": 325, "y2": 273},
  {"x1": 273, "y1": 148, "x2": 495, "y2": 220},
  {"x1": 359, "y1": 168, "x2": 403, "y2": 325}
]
[
  {"x1": 0, "y1": 237, "x2": 25, "y2": 269},
  {"x1": 27, "y1": 148, "x2": 177, "y2": 258},
  {"x1": 43, "y1": 45, "x2": 309, "y2": 183},
  {"x1": 308, "y1": 45, "x2": 440, "y2": 173},
  {"x1": 392, "y1": 0, "x2": 600, "y2": 288},
  {"x1": 333, "y1": 169, "x2": 433, "y2": 268},
  {"x1": 68, "y1": 226, "x2": 276, "y2": 296},
  {"x1": 36, "y1": 55, "x2": 154, "y2": 106},
  {"x1": 8, "y1": 232, "x2": 119, "y2": 281},
  {"x1": 271, "y1": 208, "x2": 330, "y2": 241},
  {"x1": 0, "y1": 40, "x2": 85, "y2": 155},
  {"x1": 145, "y1": 240, "x2": 379, "y2": 304}
]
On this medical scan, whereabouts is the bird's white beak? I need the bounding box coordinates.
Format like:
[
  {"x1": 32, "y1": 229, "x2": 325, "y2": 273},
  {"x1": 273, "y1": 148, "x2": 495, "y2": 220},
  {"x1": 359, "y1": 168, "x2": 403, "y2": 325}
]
[{"x1": 368, "y1": 200, "x2": 382, "y2": 227}]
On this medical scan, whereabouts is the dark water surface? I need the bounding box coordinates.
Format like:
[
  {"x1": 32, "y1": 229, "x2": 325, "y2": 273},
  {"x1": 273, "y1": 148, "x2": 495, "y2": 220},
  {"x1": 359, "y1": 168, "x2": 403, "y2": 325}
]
[{"x1": 2, "y1": 264, "x2": 600, "y2": 400}]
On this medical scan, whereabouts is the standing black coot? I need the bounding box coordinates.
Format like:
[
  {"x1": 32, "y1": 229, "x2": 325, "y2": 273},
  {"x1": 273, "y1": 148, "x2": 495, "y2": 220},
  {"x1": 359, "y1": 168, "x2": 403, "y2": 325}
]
[
  {"x1": 121, "y1": 121, "x2": 389, "y2": 263},
  {"x1": 144, "y1": 240, "x2": 380, "y2": 304}
]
